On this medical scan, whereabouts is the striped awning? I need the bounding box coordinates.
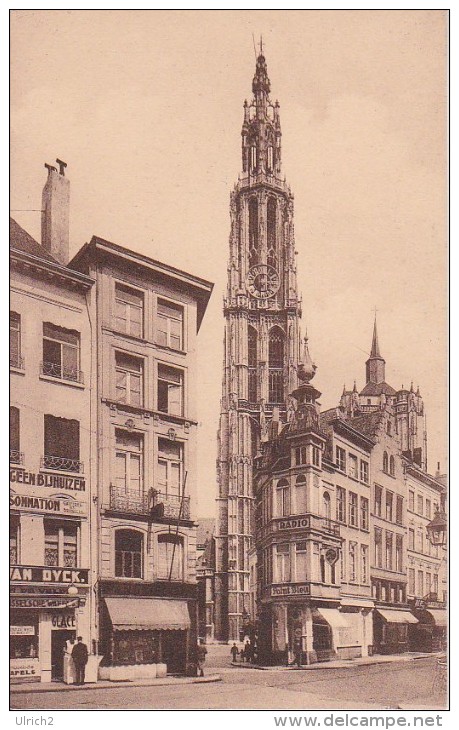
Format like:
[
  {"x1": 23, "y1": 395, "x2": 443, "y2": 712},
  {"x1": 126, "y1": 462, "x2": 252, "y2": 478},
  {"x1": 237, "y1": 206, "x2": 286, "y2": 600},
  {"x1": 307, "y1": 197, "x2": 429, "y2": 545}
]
[{"x1": 105, "y1": 597, "x2": 190, "y2": 631}]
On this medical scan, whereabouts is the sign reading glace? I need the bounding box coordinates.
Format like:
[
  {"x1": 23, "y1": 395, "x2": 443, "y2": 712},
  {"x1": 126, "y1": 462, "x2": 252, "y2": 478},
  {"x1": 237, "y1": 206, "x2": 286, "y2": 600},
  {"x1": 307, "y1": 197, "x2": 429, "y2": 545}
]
[{"x1": 246, "y1": 265, "x2": 280, "y2": 299}]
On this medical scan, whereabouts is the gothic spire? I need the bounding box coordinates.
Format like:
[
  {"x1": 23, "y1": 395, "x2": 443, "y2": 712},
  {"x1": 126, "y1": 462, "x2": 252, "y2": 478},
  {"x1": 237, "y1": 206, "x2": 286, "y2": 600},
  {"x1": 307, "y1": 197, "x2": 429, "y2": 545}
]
[{"x1": 370, "y1": 315, "x2": 381, "y2": 358}]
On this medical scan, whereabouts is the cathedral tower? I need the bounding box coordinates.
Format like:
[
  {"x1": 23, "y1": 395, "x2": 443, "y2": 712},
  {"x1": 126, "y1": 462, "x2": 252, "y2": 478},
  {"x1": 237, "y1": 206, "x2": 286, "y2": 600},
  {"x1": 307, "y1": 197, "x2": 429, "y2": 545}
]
[{"x1": 215, "y1": 50, "x2": 302, "y2": 641}]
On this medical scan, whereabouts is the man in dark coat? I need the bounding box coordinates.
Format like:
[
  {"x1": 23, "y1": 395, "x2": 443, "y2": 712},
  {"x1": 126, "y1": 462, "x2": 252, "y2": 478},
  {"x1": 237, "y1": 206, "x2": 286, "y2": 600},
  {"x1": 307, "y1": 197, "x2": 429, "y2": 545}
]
[
  {"x1": 71, "y1": 636, "x2": 89, "y2": 685},
  {"x1": 196, "y1": 640, "x2": 207, "y2": 677}
]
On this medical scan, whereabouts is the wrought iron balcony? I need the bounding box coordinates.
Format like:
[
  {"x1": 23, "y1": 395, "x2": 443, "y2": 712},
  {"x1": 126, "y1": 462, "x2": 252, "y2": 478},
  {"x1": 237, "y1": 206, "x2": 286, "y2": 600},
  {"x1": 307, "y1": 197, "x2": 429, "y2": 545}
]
[
  {"x1": 40, "y1": 361, "x2": 84, "y2": 384},
  {"x1": 10, "y1": 352, "x2": 24, "y2": 370},
  {"x1": 41, "y1": 455, "x2": 84, "y2": 473},
  {"x1": 109, "y1": 485, "x2": 150, "y2": 514},
  {"x1": 10, "y1": 449, "x2": 24, "y2": 465},
  {"x1": 151, "y1": 490, "x2": 190, "y2": 520}
]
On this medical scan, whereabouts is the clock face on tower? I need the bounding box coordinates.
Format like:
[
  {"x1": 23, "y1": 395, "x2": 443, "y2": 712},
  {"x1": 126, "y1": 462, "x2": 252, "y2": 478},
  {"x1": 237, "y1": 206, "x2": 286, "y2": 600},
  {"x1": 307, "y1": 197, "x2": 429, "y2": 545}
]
[{"x1": 246, "y1": 264, "x2": 280, "y2": 299}]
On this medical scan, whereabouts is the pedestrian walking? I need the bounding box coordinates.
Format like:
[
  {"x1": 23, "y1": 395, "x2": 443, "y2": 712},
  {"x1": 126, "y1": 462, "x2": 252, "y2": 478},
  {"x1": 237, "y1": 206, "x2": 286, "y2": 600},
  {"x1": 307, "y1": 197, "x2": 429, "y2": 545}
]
[
  {"x1": 231, "y1": 642, "x2": 239, "y2": 662},
  {"x1": 196, "y1": 640, "x2": 207, "y2": 677},
  {"x1": 71, "y1": 636, "x2": 89, "y2": 685},
  {"x1": 244, "y1": 640, "x2": 251, "y2": 663}
]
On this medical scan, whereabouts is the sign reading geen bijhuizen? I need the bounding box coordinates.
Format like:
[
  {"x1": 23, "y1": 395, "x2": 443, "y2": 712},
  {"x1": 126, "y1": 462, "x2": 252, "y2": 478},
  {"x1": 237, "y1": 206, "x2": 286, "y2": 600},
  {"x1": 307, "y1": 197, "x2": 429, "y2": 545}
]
[
  {"x1": 10, "y1": 468, "x2": 85, "y2": 492},
  {"x1": 10, "y1": 566, "x2": 89, "y2": 585},
  {"x1": 10, "y1": 493, "x2": 86, "y2": 516}
]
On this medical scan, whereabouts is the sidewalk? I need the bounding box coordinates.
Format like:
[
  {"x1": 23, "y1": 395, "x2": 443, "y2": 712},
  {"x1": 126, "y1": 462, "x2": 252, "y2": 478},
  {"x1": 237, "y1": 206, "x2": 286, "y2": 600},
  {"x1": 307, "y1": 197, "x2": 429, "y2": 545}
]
[
  {"x1": 228, "y1": 652, "x2": 442, "y2": 671},
  {"x1": 10, "y1": 673, "x2": 222, "y2": 695}
]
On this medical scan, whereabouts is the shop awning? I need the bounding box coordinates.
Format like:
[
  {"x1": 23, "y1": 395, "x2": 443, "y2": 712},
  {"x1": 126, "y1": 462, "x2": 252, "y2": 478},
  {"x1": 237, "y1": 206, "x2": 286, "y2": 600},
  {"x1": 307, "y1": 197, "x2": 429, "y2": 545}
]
[
  {"x1": 315, "y1": 608, "x2": 349, "y2": 629},
  {"x1": 425, "y1": 609, "x2": 447, "y2": 627},
  {"x1": 105, "y1": 597, "x2": 191, "y2": 631},
  {"x1": 340, "y1": 598, "x2": 375, "y2": 609},
  {"x1": 376, "y1": 609, "x2": 418, "y2": 624}
]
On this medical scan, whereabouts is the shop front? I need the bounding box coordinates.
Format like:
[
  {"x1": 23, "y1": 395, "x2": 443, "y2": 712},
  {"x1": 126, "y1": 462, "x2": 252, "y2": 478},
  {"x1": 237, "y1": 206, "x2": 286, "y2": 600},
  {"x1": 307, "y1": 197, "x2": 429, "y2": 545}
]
[
  {"x1": 99, "y1": 595, "x2": 193, "y2": 680},
  {"x1": 373, "y1": 608, "x2": 418, "y2": 655},
  {"x1": 410, "y1": 606, "x2": 447, "y2": 652},
  {"x1": 10, "y1": 566, "x2": 89, "y2": 683}
]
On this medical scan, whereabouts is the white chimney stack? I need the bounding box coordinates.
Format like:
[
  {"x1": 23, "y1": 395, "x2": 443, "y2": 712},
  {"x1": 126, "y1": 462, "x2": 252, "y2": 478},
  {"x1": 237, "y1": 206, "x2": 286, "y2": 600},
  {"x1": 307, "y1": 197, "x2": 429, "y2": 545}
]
[{"x1": 41, "y1": 158, "x2": 70, "y2": 265}]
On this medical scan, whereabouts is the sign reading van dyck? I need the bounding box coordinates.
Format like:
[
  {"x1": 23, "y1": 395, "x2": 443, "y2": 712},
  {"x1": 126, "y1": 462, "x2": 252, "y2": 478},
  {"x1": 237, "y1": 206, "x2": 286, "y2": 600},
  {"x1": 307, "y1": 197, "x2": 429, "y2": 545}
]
[{"x1": 10, "y1": 566, "x2": 89, "y2": 585}]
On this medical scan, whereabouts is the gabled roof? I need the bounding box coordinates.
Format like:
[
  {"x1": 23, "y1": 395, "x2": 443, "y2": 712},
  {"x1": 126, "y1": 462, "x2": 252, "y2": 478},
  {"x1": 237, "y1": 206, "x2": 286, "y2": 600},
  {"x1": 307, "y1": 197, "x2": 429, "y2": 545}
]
[
  {"x1": 360, "y1": 381, "x2": 396, "y2": 397},
  {"x1": 10, "y1": 218, "x2": 57, "y2": 263},
  {"x1": 348, "y1": 411, "x2": 386, "y2": 439}
]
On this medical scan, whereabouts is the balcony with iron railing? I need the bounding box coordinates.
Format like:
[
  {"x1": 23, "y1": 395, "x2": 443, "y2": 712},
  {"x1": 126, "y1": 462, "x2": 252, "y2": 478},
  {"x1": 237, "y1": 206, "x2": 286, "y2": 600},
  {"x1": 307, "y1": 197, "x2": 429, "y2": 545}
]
[
  {"x1": 10, "y1": 352, "x2": 24, "y2": 370},
  {"x1": 10, "y1": 449, "x2": 24, "y2": 465},
  {"x1": 109, "y1": 485, "x2": 190, "y2": 520},
  {"x1": 41, "y1": 455, "x2": 84, "y2": 473},
  {"x1": 40, "y1": 361, "x2": 84, "y2": 384}
]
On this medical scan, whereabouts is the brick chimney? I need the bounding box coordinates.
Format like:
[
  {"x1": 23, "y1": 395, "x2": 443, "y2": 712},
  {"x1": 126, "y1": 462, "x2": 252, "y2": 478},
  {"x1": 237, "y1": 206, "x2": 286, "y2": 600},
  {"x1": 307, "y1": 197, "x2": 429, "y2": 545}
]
[{"x1": 41, "y1": 159, "x2": 70, "y2": 265}]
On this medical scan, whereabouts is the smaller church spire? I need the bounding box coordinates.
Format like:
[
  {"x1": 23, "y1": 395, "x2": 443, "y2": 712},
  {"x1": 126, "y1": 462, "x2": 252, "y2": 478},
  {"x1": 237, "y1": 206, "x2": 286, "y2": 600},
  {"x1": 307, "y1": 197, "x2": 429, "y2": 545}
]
[{"x1": 370, "y1": 314, "x2": 381, "y2": 358}]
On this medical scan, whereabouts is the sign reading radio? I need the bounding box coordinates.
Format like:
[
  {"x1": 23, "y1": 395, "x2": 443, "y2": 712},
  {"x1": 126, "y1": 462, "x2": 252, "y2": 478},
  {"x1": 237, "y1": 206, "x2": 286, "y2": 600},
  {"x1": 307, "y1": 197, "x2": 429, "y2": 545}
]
[
  {"x1": 10, "y1": 493, "x2": 86, "y2": 516},
  {"x1": 10, "y1": 566, "x2": 89, "y2": 585},
  {"x1": 10, "y1": 468, "x2": 85, "y2": 492}
]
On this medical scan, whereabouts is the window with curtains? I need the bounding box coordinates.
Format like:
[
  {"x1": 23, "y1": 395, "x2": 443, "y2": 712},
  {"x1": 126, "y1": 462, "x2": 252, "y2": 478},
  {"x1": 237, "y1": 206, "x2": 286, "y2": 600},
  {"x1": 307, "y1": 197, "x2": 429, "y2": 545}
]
[
  {"x1": 248, "y1": 198, "x2": 258, "y2": 268},
  {"x1": 115, "y1": 529, "x2": 143, "y2": 578},
  {"x1": 157, "y1": 438, "x2": 183, "y2": 497},
  {"x1": 115, "y1": 430, "x2": 143, "y2": 493},
  {"x1": 361, "y1": 545, "x2": 369, "y2": 583},
  {"x1": 395, "y1": 534, "x2": 403, "y2": 572},
  {"x1": 385, "y1": 531, "x2": 393, "y2": 570},
  {"x1": 157, "y1": 534, "x2": 184, "y2": 581},
  {"x1": 276, "y1": 479, "x2": 290, "y2": 517},
  {"x1": 396, "y1": 495, "x2": 403, "y2": 524},
  {"x1": 336, "y1": 487, "x2": 346, "y2": 523},
  {"x1": 294, "y1": 475, "x2": 307, "y2": 515},
  {"x1": 417, "y1": 494, "x2": 423, "y2": 516},
  {"x1": 43, "y1": 415, "x2": 81, "y2": 472},
  {"x1": 386, "y1": 491, "x2": 393, "y2": 522},
  {"x1": 374, "y1": 484, "x2": 383, "y2": 517},
  {"x1": 44, "y1": 520, "x2": 78, "y2": 567},
  {"x1": 42, "y1": 323, "x2": 81, "y2": 382},
  {"x1": 295, "y1": 541, "x2": 307, "y2": 582},
  {"x1": 157, "y1": 299, "x2": 184, "y2": 350},
  {"x1": 375, "y1": 527, "x2": 383, "y2": 568},
  {"x1": 408, "y1": 490, "x2": 415, "y2": 511},
  {"x1": 115, "y1": 351, "x2": 143, "y2": 407},
  {"x1": 10, "y1": 517, "x2": 19, "y2": 564},
  {"x1": 336, "y1": 446, "x2": 346, "y2": 472},
  {"x1": 360, "y1": 497, "x2": 369, "y2": 530},
  {"x1": 114, "y1": 283, "x2": 143, "y2": 337},
  {"x1": 348, "y1": 454, "x2": 358, "y2": 479},
  {"x1": 275, "y1": 543, "x2": 291, "y2": 583},
  {"x1": 248, "y1": 326, "x2": 258, "y2": 403},
  {"x1": 360, "y1": 459, "x2": 369, "y2": 484},
  {"x1": 268, "y1": 327, "x2": 284, "y2": 403},
  {"x1": 157, "y1": 364, "x2": 183, "y2": 416},
  {"x1": 349, "y1": 492, "x2": 358, "y2": 526},
  {"x1": 389, "y1": 455, "x2": 395, "y2": 477},
  {"x1": 10, "y1": 311, "x2": 23, "y2": 369},
  {"x1": 10, "y1": 406, "x2": 21, "y2": 464},
  {"x1": 383, "y1": 451, "x2": 389, "y2": 473},
  {"x1": 408, "y1": 528, "x2": 415, "y2": 550},
  {"x1": 349, "y1": 542, "x2": 357, "y2": 582}
]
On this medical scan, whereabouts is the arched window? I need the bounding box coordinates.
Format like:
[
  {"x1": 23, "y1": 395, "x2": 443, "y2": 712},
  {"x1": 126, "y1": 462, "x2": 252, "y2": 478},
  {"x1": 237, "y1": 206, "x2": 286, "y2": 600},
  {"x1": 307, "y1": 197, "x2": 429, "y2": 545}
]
[
  {"x1": 323, "y1": 492, "x2": 331, "y2": 521},
  {"x1": 248, "y1": 326, "x2": 258, "y2": 403},
  {"x1": 383, "y1": 451, "x2": 389, "y2": 473},
  {"x1": 248, "y1": 198, "x2": 258, "y2": 268},
  {"x1": 250, "y1": 143, "x2": 257, "y2": 173},
  {"x1": 267, "y1": 145, "x2": 274, "y2": 173},
  {"x1": 267, "y1": 197, "x2": 277, "y2": 270},
  {"x1": 158, "y1": 534, "x2": 184, "y2": 581},
  {"x1": 268, "y1": 327, "x2": 284, "y2": 403},
  {"x1": 276, "y1": 479, "x2": 290, "y2": 517},
  {"x1": 115, "y1": 529, "x2": 143, "y2": 578},
  {"x1": 389, "y1": 455, "x2": 395, "y2": 477},
  {"x1": 295, "y1": 474, "x2": 307, "y2": 515}
]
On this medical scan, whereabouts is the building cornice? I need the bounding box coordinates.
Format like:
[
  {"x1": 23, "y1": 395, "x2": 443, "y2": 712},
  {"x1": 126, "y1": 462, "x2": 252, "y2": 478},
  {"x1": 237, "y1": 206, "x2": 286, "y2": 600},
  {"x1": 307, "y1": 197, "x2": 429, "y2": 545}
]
[{"x1": 10, "y1": 248, "x2": 94, "y2": 292}]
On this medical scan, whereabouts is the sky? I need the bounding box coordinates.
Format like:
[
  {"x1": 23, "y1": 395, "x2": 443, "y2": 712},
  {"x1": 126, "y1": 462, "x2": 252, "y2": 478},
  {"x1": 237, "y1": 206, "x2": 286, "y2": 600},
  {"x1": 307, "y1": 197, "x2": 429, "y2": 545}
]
[{"x1": 10, "y1": 10, "x2": 448, "y2": 518}]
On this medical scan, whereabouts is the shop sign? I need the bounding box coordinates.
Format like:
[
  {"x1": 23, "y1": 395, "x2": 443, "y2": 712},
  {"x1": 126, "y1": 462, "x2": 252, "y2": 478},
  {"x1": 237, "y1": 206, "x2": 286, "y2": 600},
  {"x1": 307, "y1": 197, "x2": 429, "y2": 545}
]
[
  {"x1": 52, "y1": 613, "x2": 76, "y2": 629},
  {"x1": 10, "y1": 658, "x2": 40, "y2": 679},
  {"x1": 10, "y1": 493, "x2": 86, "y2": 516},
  {"x1": 10, "y1": 597, "x2": 81, "y2": 609},
  {"x1": 271, "y1": 583, "x2": 311, "y2": 597},
  {"x1": 10, "y1": 626, "x2": 35, "y2": 636},
  {"x1": 10, "y1": 468, "x2": 85, "y2": 492},
  {"x1": 10, "y1": 566, "x2": 89, "y2": 585},
  {"x1": 278, "y1": 517, "x2": 310, "y2": 530}
]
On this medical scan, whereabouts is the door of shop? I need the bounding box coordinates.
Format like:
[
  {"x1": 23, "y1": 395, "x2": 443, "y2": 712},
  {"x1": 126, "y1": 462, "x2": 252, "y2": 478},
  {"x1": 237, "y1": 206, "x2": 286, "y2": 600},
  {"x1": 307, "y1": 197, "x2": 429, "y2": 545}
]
[
  {"x1": 51, "y1": 629, "x2": 75, "y2": 680},
  {"x1": 161, "y1": 630, "x2": 187, "y2": 674}
]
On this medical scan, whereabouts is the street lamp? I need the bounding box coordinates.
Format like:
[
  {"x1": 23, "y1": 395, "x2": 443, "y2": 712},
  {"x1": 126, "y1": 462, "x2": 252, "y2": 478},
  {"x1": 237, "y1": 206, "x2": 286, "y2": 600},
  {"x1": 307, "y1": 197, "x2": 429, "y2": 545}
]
[{"x1": 426, "y1": 510, "x2": 447, "y2": 548}]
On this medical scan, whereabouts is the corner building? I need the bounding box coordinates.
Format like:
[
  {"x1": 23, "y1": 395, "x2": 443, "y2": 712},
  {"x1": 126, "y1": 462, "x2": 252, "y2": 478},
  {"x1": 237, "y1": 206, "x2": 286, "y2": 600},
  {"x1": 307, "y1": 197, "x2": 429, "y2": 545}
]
[
  {"x1": 70, "y1": 236, "x2": 212, "y2": 679},
  {"x1": 216, "y1": 51, "x2": 301, "y2": 642},
  {"x1": 10, "y1": 164, "x2": 95, "y2": 683}
]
